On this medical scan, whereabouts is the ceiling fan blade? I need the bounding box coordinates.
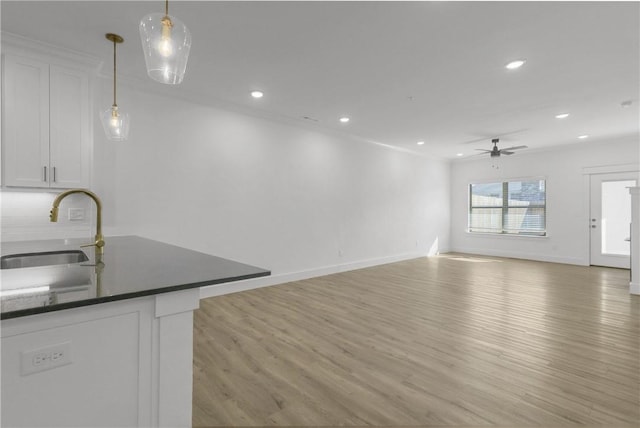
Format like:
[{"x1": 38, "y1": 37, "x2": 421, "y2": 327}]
[
  {"x1": 500, "y1": 145, "x2": 528, "y2": 151},
  {"x1": 474, "y1": 149, "x2": 492, "y2": 152},
  {"x1": 501, "y1": 150, "x2": 514, "y2": 155}
]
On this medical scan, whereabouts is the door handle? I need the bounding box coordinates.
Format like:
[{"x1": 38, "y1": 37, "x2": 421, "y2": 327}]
[{"x1": 591, "y1": 225, "x2": 597, "y2": 228}]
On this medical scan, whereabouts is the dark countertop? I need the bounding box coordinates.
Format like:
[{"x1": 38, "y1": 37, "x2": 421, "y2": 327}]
[{"x1": 0, "y1": 236, "x2": 270, "y2": 320}]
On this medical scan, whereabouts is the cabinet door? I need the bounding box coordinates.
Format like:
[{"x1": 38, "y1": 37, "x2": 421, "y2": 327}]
[
  {"x1": 50, "y1": 65, "x2": 90, "y2": 188},
  {"x1": 2, "y1": 55, "x2": 50, "y2": 187}
]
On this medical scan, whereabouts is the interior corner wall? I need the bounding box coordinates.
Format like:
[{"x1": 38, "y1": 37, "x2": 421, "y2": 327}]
[
  {"x1": 450, "y1": 136, "x2": 640, "y2": 265},
  {"x1": 93, "y1": 79, "x2": 451, "y2": 295}
]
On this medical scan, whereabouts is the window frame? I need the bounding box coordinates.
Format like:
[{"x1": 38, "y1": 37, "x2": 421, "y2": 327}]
[{"x1": 468, "y1": 178, "x2": 547, "y2": 237}]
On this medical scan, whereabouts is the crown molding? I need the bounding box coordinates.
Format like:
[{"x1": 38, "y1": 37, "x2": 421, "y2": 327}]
[{"x1": 1, "y1": 32, "x2": 102, "y2": 72}]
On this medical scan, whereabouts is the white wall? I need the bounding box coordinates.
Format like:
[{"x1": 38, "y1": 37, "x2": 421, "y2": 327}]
[
  {"x1": 92, "y1": 78, "x2": 451, "y2": 295},
  {"x1": 450, "y1": 136, "x2": 639, "y2": 265}
]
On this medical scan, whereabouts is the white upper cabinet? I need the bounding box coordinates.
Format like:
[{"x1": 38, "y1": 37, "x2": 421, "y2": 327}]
[
  {"x1": 49, "y1": 65, "x2": 91, "y2": 188},
  {"x1": 1, "y1": 35, "x2": 97, "y2": 189},
  {"x1": 3, "y1": 55, "x2": 52, "y2": 187}
]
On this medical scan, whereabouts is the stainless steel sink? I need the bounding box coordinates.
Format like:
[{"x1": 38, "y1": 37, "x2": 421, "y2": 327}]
[{"x1": 1, "y1": 250, "x2": 89, "y2": 269}]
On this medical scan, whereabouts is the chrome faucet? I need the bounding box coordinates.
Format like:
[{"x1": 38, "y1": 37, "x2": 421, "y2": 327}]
[{"x1": 50, "y1": 189, "x2": 105, "y2": 254}]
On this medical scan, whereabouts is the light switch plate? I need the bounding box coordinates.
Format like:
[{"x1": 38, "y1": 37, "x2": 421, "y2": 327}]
[{"x1": 68, "y1": 208, "x2": 85, "y2": 221}]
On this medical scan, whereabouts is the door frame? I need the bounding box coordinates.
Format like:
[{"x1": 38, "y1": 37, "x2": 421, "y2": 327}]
[
  {"x1": 583, "y1": 163, "x2": 640, "y2": 268},
  {"x1": 589, "y1": 173, "x2": 637, "y2": 268}
]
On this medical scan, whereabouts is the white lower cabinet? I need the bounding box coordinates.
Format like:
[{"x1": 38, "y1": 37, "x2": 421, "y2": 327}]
[{"x1": 1, "y1": 289, "x2": 200, "y2": 427}]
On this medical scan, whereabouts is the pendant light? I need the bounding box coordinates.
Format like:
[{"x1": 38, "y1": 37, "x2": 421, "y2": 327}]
[
  {"x1": 139, "y1": 0, "x2": 191, "y2": 85},
  {"x1": 100, "y1": 33, "x2": 130, "y2": 141}
]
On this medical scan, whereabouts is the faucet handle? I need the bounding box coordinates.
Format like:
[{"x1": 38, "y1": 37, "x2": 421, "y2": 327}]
[
  {"x1": 81, "y1": 240, "x2": 105, "y2": 248},
  {"x1": 80, "y1": 240, "x2": 105, "y2": 255}
]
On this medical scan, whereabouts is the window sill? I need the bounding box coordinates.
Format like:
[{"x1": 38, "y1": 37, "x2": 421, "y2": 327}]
[{"x1": 465, "y1": 231, "x2": 548, "y2": 239}]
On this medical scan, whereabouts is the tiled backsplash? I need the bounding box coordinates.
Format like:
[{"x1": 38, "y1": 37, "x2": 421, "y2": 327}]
[{"x1": 1, "y1": 191, "x2": 93, "y2": 242}]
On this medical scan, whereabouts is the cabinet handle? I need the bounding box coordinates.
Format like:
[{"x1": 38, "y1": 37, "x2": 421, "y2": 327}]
[
  {"x1": 53, "y1": 167, "x2": 57, "y2": 183},
  {"x1": 43, "y1": 166, "x2": 47, "y2": 182}
]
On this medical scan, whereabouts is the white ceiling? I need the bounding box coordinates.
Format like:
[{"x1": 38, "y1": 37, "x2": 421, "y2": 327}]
[{"x1": 2, "y1": 1, "x2": 639, "y2": 159}]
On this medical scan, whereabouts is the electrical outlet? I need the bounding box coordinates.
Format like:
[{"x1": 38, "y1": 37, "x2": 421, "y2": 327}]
[
  {"x1": 68, "y1": 208, "x2": 85, "y2": 221},
  {"x1": 21, "y1": 342, "x2": 72, "y2": 376}
]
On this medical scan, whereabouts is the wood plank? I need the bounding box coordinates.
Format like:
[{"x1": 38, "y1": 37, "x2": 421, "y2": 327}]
[{"x1": 193, "y1": 254, "x2": 640, "y2": 426}]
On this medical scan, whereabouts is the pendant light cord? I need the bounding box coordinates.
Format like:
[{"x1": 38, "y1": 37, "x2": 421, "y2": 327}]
[
  {"x1": 165, "y1": 0, "x2": 169, "y2": 16},
  {"x1": 112, "y1": 38, "x2": 117, "y2": 107}
]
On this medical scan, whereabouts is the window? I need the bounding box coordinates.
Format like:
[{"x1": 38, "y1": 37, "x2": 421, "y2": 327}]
[{"x1": 469, "y1": 179, "x2": 546, "y2": 236}]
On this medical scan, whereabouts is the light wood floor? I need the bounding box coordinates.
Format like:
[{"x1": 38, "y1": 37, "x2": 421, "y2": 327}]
[{"x1": 193, "y1": 254, "x2": 640, "y2": 427}]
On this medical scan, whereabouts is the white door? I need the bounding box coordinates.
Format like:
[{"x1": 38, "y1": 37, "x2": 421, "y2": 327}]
[{"x1": 590, "y1": 173, "x2": 638, "y2": 268}]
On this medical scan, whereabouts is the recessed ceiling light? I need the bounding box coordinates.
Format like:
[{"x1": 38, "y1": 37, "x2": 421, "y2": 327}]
[
  {"x1": 505, "y1": 59, "x2": 526, "y2": 70},
  {"x1": 417, "y1": 141, "x2": 425, "y2": 145},
  {"x1": 250, "y1": 90, "x2": 264, "y2": 99},
  {"x1": 456, "y1": 153, "x2": 464, "y2": 157},
  {"x1": 578, "y1": 134, "x2": 589, "y2": 139},
  {"x1": 339, "y1": 117, "x2": 350, "y2": 123},
  {"x1": 555, "y1": 113, "x2": 570, "y2": 119}
]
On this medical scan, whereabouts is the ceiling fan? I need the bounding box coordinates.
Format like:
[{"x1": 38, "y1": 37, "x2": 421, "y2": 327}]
[{"x1": 476, "y1": 138, "x2": 527, "y2": 157}]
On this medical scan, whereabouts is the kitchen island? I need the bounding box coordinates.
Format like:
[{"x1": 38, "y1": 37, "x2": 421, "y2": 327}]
[{"x1": 1, "y1": 236, "x2": 270, "y2": 427}]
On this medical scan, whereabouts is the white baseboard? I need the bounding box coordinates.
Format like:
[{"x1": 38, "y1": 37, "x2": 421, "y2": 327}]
[
  {"x1": 449, "y1": 247, "x2": 587, "y2": 266},
  {"x1": 199, "y1": 249, "x2": 637, "y2": 299},
  {"x1": 199, "y1": 251, "x2": 433, "y2": 300}
]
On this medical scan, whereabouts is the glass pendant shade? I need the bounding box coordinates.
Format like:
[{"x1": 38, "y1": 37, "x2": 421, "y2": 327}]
[
  {"x1": 101, "y1": 106, "x2": 130, "y2": 141},
  {"x1": 139, "y1": 12, "x2": 191, "y2": 84}
]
